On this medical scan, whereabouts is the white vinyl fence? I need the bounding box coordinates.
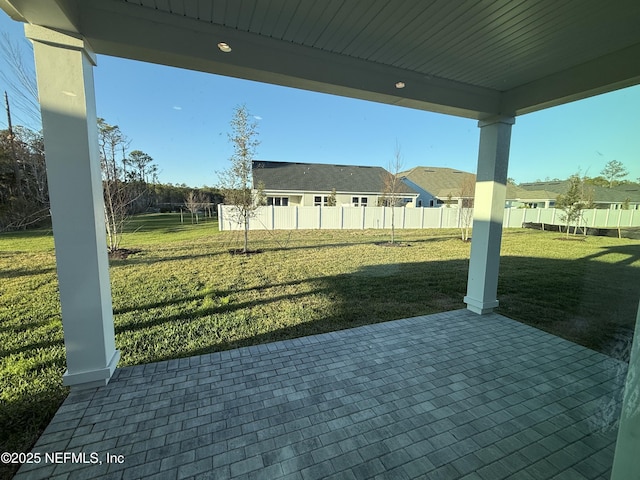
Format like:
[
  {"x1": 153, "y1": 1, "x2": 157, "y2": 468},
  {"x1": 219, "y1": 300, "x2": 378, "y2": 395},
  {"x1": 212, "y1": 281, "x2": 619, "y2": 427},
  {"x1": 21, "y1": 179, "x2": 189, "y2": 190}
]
[{"x1": 218, "y1": 205, "x2": 640, "y2": 231}]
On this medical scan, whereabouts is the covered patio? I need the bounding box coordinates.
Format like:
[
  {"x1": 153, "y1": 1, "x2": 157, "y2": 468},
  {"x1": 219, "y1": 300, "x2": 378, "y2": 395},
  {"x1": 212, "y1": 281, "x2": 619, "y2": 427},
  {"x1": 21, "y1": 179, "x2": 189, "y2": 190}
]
[
  {"x1": 16, "y1": 310, "x2": 621, "y2": 479},
  {"x1": 1, "y1": 0, "x2": 639, "y2": 478}
]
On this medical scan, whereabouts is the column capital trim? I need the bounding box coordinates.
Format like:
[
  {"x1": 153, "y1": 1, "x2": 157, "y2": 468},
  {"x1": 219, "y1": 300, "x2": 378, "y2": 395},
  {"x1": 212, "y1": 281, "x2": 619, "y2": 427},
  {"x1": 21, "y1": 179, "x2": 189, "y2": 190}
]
[
  {"x1": 25, "y1": 24, "x2": 97, "y2": 65},
  {"x1": 477, "y1": 115, "x2": 516, "y2": 128}
]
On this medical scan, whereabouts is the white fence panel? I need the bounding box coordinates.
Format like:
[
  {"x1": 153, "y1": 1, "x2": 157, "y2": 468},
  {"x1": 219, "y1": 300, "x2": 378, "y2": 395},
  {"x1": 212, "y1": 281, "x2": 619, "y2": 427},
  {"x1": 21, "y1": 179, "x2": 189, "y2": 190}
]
[
  {"x1": 506, "y1": 208, "x2": 524, "y2": 228},
  {"x1": 617, "y1": 209, "x2": 633, "y2": 227},
  {"x1": 343, "y1": 207, "x2": 363, "y2": 229},
  {"x1": 250, "y1": 207, "x2": 270, "y2": 230},
  {"x1": 423, "y1": 209, "x2": 442, "y2": 228},
  {"x1": 321, "y1": 208, "x2": 341, "y2": 229},
  {"x1": 405, "y1": 208, "x2": 423, "y2": 229},
  {"x1": 364, "y1": 207, "x2": 384, "y2": 229},
  {"x1": 219, "y1": 206, "x2": 640, "y2": 231},
  {"x1": 441, "y1": 208, "x2": 459, "y2": 228},
  {"x1": 298, "y1": 207, "x2": 319, "y2": 229},
  {"x1": 273, "y1": 206, "x2": 297, "y2": 230},
  {"x1": 539, "y1": 208, "x2": 556, "y2": 225},
  {"x1": 593, "y1": 209, "x2": 610, "y2": 227}
]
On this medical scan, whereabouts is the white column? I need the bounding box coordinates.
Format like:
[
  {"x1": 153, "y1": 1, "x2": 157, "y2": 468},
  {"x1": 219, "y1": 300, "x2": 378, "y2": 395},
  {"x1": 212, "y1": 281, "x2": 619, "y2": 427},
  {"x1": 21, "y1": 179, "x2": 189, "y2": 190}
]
[
  {"x1": 27, "y1": 25, "x2": 120, "y2": 388},
  {"x1": 611, "y1": 299, "x2": 640, "y2": 479},
  {"x1": 464, "y1": 116, "x2": 514, "y2": 314}
]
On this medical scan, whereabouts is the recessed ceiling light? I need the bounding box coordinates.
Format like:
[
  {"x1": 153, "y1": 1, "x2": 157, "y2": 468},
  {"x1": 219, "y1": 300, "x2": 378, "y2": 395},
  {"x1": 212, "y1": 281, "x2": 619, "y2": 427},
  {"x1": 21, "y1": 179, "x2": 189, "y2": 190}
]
[
  {"x1": 395, "y1": 81, "x2": 405, "y2": 89},
  {"x1": 217, "y1": 42, "x2": 232, "y2": 53}
]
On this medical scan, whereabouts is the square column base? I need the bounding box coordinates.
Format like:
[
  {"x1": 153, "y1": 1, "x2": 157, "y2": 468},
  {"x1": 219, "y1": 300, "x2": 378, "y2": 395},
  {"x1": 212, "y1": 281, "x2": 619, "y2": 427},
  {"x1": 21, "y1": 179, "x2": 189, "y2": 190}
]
[
  {"x1": 464, "y1": 296, "x2": 499, "y2": 315},
  {"x1": 63, "y1": 350, "x2": 120, "y2": 389}
]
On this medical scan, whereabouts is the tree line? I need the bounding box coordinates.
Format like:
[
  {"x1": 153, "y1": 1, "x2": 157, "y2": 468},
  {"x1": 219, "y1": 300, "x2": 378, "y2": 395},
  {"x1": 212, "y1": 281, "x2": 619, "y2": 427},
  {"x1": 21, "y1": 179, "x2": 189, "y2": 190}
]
[{"x1": 0, "y1": 118, "x2": 222, "y2": 237}]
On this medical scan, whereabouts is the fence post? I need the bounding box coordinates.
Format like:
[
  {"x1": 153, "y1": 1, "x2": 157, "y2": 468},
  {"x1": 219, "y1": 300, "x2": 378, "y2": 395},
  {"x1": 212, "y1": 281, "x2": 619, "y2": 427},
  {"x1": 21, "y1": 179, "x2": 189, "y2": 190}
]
[
  {"x1": 217, "y1": 204, "x2": 223, "y2": 230},
  {"x1": 318, "y1": 206, "x2": 322, "y2": 229},
  {"x1": 506, "y1": 207, "x2": 511, "y2": 227},
  {"x1": 618, "y1": 209, "x2": 623, "y2": 228},
  {"x1": 361, "y1": 206, "x2": 365, "y2": 229},
  {"x1": 591, "y1": 208, "x2": 596, "y2": 227},
  {"x1": 605, "y1": 208, "x2": 610, "y2": 227},
  {"x1": 271, "y1": 205, "x2": 275, "y2": 230},
  {"x1": 295, "y1": 206, "x2": 299, "y2": 230}
]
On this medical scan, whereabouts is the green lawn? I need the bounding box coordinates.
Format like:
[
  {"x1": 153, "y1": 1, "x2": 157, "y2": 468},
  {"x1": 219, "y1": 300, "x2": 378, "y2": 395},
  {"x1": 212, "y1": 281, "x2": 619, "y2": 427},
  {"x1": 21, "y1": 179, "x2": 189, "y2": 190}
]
[{"x1": 1, "y1": 213, "x2": 639, "y2": 479}]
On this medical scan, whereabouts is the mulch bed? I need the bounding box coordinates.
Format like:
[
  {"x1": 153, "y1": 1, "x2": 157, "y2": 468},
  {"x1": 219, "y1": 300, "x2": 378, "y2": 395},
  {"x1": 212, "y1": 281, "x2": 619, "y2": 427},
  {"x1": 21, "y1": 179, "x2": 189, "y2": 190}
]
[
  {"x1": 108, "y1": 248, "x2": 142, "y2": 259},
  {"x1": 228, "y1": 249, "x2": 263, "y2": 255}
]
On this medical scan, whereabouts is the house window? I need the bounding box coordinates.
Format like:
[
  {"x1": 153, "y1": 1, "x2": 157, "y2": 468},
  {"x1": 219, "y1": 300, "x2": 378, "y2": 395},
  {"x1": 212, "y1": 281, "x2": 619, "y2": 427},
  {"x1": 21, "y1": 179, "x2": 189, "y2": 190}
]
[
  {"x1": 314, "y1": 196, "x2": 331, "y2": 206},
  {"x1": 352, "y1": 197, "x2": 359, "y2": 206},
  {"x1": 360, "y1": 197, "x2": 368, "y2": 207},
  {"x1": 267, "y1": 196, "x2": 289, "y2": 206}
]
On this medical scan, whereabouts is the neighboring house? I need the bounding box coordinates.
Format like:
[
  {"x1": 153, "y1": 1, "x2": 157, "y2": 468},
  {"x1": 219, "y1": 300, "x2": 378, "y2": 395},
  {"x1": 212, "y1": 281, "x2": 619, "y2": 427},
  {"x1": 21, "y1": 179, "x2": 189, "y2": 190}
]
[
  {"x1": 399, "y1": 167, "x2": 477, "y2": 207},
  {"x1": 252, "y1": 161, "x2": 419, "y2": 207},
  {"x1": 518, "y1": 181, "x2": 640, "y2": 210},
  {"x1": 399, "y1": 166, "x2": 587, "y2": 209}
]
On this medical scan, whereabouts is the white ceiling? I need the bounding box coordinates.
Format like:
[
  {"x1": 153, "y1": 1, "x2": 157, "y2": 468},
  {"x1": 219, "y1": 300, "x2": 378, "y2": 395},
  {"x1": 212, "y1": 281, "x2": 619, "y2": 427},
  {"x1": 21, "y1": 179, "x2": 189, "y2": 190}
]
[{"x1": 3, "y1": 0, "x2": 640, "y2": 119}]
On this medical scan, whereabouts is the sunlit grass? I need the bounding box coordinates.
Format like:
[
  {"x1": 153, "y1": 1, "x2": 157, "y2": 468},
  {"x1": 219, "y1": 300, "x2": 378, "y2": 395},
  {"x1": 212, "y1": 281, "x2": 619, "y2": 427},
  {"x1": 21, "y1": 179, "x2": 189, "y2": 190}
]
[{"x1": 1, "y1": 214, "x2": 639, "y2": 479}]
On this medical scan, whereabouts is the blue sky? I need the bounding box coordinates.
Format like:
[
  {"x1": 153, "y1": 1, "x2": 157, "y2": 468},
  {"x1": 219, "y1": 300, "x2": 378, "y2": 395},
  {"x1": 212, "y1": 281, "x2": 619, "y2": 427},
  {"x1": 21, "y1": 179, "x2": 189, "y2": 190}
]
[{"x1": 1, "y1": 12, "x2": 639, "y2": 188}]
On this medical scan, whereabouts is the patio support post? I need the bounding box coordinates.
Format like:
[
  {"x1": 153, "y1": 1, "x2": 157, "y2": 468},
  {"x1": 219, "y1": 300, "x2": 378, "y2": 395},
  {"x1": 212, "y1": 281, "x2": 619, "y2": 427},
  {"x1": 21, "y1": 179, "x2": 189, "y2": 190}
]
[
  {"x1": 611, "y1": 298, "x2": 640, "y2": 479},
  {"x1": 26, "y1": 25, "x2": 120, "y2": 388},
  {"x1": 464, "y1": 116, "x2": 514, "y2": 314}
]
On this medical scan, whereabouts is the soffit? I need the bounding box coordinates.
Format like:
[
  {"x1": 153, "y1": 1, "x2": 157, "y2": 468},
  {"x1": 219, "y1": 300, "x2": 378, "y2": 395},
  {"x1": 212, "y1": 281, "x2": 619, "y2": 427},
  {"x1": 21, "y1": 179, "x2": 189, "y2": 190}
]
[{"x1": 3, "y1": 0, "x2": 640, "y2": 119}]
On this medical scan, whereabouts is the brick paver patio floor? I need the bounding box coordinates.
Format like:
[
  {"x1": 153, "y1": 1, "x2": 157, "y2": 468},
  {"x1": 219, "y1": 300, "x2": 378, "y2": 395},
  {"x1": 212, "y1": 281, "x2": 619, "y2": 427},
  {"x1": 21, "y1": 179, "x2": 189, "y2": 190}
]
[{"x1": 16, "y1": 310, "x2": 622, "y2": 479}]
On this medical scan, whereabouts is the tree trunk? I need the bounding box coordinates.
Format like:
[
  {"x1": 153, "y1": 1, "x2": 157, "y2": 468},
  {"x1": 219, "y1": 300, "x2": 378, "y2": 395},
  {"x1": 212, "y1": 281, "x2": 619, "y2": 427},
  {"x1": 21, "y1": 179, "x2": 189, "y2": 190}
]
[
  {"x1": 390, "y1": 206, "x2": 395, "y2": 244},
  {"x1": 243, "y1": 213, "x2": 249, "y2": 253}
]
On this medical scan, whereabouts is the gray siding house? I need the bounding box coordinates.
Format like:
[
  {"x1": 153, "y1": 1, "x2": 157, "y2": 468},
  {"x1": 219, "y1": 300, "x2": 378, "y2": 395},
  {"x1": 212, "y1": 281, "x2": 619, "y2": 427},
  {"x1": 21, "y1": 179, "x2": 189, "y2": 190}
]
[{"x1": 252, "y1": 161, "x2": 419, "y2": 207}]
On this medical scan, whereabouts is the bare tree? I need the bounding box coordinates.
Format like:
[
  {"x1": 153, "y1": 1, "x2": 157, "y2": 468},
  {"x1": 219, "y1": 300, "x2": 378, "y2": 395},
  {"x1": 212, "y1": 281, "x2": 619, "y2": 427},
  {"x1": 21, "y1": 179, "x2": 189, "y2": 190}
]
[
  {"x1": 98, "y1": 118, "x2": 130, "y2": 253},
  {"x1": 218, "y1": 105, "x2": 264, "y2": 253},
  {"x1": 459, "y1": 176, "x2": 475, "y2": 242},
  {"x1": 0, "y1": 124, "x2": 49, "y2": 230},
  {"x1": 382, "y1": 143, "x2": 404, "y2": 244},
  {"x1": 184, "y1": 190, "x2": 206, "y2": 224},
  {"x1": 0, "y1": 33, "x2": 40, "y2": 129}
]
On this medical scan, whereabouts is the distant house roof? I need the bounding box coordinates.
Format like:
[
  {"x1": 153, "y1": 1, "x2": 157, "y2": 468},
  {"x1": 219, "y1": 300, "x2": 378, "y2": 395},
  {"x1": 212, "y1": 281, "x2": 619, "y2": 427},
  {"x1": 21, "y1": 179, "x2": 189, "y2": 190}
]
[
  {"x1": 519, "y1": 181, "x2": 640, "y2": 203},
  {"x1": 252, "y1": 161, "x2": 417, "y2": 194},
  {"x1": 400, "y1": 167, "x2": 476, "y2": 198},
  {"x1": 400, "y1": 166, "x2": 576, "y2": 202}
]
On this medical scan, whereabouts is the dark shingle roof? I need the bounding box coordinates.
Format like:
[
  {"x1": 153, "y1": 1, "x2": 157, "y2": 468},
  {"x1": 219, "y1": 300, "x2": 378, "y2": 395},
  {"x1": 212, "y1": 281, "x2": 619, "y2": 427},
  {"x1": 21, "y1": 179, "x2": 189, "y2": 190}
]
[{"x1": 252, "y1": 161, "x2": 416, "y2": 194}]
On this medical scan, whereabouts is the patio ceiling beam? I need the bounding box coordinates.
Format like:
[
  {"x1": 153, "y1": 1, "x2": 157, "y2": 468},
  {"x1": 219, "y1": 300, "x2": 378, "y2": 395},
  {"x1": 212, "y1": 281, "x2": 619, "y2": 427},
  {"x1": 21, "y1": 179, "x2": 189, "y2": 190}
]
[
  {"x1": 0, "y1": 0, "x2": 79, "y2": 31},
  {"x1": 502, "y1": 42, "x2": 640, "y2": 116},
  {"x1": 26, "y1": 24, "x2": 120, "y2": 389}
]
